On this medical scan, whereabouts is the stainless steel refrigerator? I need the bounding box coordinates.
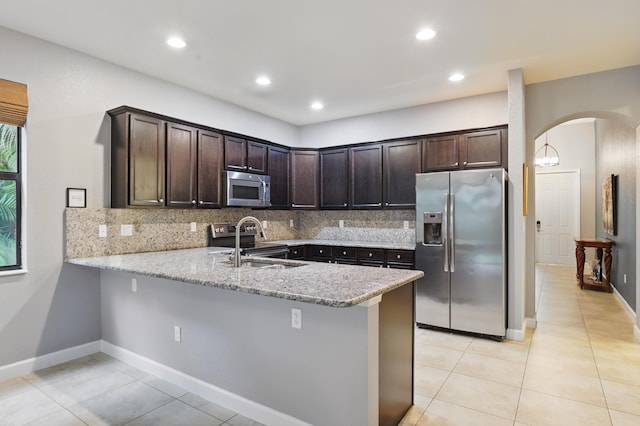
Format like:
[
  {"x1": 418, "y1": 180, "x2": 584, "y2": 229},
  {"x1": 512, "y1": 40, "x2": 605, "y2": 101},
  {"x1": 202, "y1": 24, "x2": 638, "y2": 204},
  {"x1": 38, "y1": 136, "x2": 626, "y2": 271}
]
[{"x1": 415, "y1": 168, "x2": 507, "y2": 338}]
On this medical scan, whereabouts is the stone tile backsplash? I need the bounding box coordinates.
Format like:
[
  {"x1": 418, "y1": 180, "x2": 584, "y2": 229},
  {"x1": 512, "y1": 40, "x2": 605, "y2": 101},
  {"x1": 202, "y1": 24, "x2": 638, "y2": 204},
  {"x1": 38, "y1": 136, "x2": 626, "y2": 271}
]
[{"x1": 65, "y1": 208, "x2": 416, "y2": 258}]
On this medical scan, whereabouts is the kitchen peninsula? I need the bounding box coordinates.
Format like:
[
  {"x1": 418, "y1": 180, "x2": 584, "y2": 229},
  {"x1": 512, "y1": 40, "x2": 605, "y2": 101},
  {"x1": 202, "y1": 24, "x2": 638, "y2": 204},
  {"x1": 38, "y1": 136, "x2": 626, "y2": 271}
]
[{"x1": 68, "y1": 247, "x2": 422, "y2": 426}]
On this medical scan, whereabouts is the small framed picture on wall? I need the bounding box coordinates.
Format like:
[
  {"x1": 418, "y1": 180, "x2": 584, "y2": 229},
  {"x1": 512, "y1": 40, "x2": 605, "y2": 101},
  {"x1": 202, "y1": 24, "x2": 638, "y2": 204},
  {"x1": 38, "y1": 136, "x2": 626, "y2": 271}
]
[
  {"x1": 602, "y1": 174, "x2": 617, "y2": 235},
  {"x1": 66, "y1": 188, "x2": 86, "y2": 208}
]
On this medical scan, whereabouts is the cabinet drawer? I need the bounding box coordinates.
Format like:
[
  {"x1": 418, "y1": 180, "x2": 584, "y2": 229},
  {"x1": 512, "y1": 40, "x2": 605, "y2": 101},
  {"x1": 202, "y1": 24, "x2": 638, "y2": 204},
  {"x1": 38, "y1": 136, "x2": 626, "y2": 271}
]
[
  {"x1": 309, "y1": 245, "x2": 333, "y2": 258},
  {"x1": 386, "y1": 262, "x2": 414, "y2": 270},
  {"x1": 385, "y1": 250, "x2": 415, "y2": 264},
  {"x1": 358, "y1": 248, "x2": 385, "y2": 262},
  {"x1": 334, "y1": 246, "x2": 358, "y2": 260},
  {"x1": 359, "y1": 260, "x2": 385, "y2": 268}
]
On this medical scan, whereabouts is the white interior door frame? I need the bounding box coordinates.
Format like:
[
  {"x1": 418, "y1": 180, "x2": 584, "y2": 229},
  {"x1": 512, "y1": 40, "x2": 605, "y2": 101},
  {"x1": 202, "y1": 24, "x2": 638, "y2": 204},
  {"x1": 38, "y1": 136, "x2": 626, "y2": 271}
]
[{"x1": 535, "y1": 169, "x2": 581, "y2": 265}]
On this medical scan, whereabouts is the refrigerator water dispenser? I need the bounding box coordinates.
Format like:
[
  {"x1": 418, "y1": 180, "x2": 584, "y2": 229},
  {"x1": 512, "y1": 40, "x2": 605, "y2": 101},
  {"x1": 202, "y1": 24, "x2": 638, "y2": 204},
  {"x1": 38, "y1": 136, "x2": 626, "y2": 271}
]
[{"x1": 423, "y1": 212, "x2": 443, "y2": 245}]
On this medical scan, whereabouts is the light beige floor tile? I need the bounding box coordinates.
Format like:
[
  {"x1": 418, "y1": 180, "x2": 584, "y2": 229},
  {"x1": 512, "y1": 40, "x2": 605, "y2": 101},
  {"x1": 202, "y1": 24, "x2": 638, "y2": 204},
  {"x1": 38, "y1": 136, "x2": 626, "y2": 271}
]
[
  {"x1": 179, "y1": 393, "x2": 237, "y2": 422},
  {"x1": 125, "y1": 399, "x2": 223, "y2": 426},
  {"x1": 38, "y1": 368, "x2": 135, "y2": 407},
  {"x1": 414, "y1": 366, "x2": 450, "y2": 399},
  {"x1": 418, "y1": 399, "x2": 512, "y2": 425},
  {"x1": 0, "y1": 388, "x2": 60, "y2": 426},
  {"x1": 399, "y1": 401, "x2": 429, "y2": 426},
  {"x1": 25, "y1": 409, "x2": 86, "y2": 426},
  {"x1": 609, "y1": 409, "x2": 640, "y2": 426},
  {"x1": 453, "y1": 352, "x2": 525, "y2": 387},
  {"x1": 532, "y1": 322, "x2": 589, "y2": 342},
  {"x1": 142, "y1": 376, "x2": 188, "y2": 398},
  {"x1": 467, "y1": 338, "x2": 529, "y2": 364},
  {"x1": 67, "y1": 381, "x2": 173, "y2": 425},
  {"x1": 416, "y1": 329, "x2": 473, "y2": 352},
  {"x1": 529, "y1": 333, "x2": 593, "y2": 358},
  {"x1": 527, "y1": 345, "x2": 598, "y2": 378},
  {"x1": 226, "y1": 413, "x2": 266, "y2": 426},
  {"x1": 415, "y1": 344, "x2": 464, "y2": 371},
  {"x1": 590, "y1": 339, "x2": 640, "y2": 363},
  {"x1": 522, "y1": 363, "x2": 606, "y2": 406},
  {"x1": 516, "y1": 389, "x2": 611, "y2": 426},
  {"x1": 596, "y1": 357, "x2": 640, "y2": 387},
  {"x1": 0, "y1": 376, "x2": 36, "y2": 400},
  {"x1": 602, "y1": 380, "x2": 640, "y2": 416},
  {"x1": 435, "y1": 373, "x2": 520, "y2": 420}
]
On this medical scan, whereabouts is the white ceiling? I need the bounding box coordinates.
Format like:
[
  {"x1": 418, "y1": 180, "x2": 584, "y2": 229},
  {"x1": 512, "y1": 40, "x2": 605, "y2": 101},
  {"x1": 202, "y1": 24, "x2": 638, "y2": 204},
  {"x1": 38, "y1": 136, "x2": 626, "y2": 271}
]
[{"x1": 1, "y1": 0, "x2": 639, "y2": 125}]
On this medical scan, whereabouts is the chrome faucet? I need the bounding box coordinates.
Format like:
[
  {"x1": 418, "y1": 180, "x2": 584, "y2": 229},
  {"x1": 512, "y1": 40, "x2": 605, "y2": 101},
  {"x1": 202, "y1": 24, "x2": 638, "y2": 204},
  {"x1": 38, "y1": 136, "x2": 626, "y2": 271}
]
[{"x1": 233, "y1": 216, "x2": 266, "y2": 267}]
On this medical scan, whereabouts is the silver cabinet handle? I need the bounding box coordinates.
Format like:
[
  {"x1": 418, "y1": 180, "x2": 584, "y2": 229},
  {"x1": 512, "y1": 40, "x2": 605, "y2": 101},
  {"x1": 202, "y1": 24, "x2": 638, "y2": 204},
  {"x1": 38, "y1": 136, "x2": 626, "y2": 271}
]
[
  {"x1": 159, "y1": 198, "x2": 164, "y2": 203},
  {"x1": 397, "y1": 254, "x2": 401, "y2": 259},
  {"x1": 343, "y1": 251, "x2": 347, "y2": 255},
  {"x1": 377, "y1": 203, "x2": 382, "y2": 206},
  {"x1": 191, "y1": 200, "x2": 196, "y2": 205},
  {"x1": 343, "y1": 203, "x2": 347, "y2": 207},
  {"x1": 368, "y1": 253, "x2": 372, "y2": 257},
  {"x1": 319, "y1": 250, "x2": 323, "y2": 254},
  {"x1": 199, "y1": 200, "x2": 204, "y2": 204}
]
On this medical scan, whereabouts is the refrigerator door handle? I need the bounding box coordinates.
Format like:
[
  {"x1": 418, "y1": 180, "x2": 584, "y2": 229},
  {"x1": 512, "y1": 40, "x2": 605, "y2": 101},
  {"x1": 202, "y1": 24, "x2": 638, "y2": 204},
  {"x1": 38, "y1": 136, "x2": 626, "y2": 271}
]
[
  {"x1": 443, "y1": 193, "x2": 449, "y2": 272},
  {"x1": 450, "y1": 193, "x2": 455, "y2": 272}
]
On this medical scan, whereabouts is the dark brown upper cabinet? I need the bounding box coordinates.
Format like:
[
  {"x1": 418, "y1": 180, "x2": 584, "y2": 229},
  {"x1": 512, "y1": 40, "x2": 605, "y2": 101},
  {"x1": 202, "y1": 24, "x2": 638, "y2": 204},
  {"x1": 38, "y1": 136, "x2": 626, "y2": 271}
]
[
  {"x1": 197, "y1": 130, "x2": 224, "y2": 208},
  {"x1": 350, "y1": 144, "x2": 383, "y2": 209},
  {"x1": 459, "y1": 128, "x2": 505, "y2": 169},
  {"x1": 166, "y1": 123, "x2": 197, "y2": 208},
  {"x1": 422, "y1": 126, "x2": 507, "y2": 172},
  {"x1": 290, "y1": 150, "x2": 319, "y2": 209},
  {"x1": 224, "y1": 135, "x2": 268, "y2": 174},
  {"x1": 268, "y1": 145, "x2": 290, "y2": 209},
  {"x1": 421, "y1": 135, "x2": 459, "y2": 172},
  {"x1": 320, "y1": 148, "x2": 349, "y2": 209},
  {"x1": 383, "y1": 139, "x2": 420, "y2": 209},
  {"x1": 111, "y1": 111, "x2": 166, "y2": 207}
]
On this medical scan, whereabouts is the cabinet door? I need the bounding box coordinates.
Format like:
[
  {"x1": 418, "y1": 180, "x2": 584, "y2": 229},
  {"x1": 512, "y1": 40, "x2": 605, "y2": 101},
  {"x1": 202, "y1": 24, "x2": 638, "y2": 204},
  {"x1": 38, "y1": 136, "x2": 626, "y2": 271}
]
[
  {"x1": 384, "y1": 140, "x2": 420, "y2": 209},
  {"x1": 166, "y1": 123, "x2": 197, "y2": 208},
  {"x1": 350, "y1": 144, "x2": 383, "y2": 209},
  {"x1": 197, "y1": 130, "x2": 223, "y2": 208},
  {"x1": 129, "y1": 113, "x2": 165, "y2": 206},
  {"x1": 422, "y1": 135, "x2": 458, "y2": 171},
  {"x1": 224, "y1": 135, "x2": 247, "y2": 171},
  {"x1": 459, "y1": 128, "x2": 504, "y2": 169},
  {"x1": 247, "y1": 141, "x2": 268, "y2": 174},
  {"x1": 290, "y1": 150, "x2": 319, "y2": 209},
  {"x1": 320, "y1": 148, "x2": 349, "y2": 209},
  {"x1": 268, "y1": 146, "x2": 290, "y2": 209}
]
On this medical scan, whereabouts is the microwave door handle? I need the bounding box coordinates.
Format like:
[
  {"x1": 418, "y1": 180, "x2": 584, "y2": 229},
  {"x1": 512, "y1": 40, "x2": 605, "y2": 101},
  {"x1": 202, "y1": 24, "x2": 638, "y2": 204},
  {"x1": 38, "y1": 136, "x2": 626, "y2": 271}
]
[{"x1": 262, "y1": 180, "x2": 268, "y2": 202}]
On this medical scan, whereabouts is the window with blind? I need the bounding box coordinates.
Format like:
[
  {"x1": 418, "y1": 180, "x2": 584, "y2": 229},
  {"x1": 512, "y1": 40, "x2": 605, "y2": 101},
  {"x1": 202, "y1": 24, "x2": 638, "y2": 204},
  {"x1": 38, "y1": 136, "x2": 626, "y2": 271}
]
[
  {"x1": 0, "y1": 124, "x2": 21, "y2": 269},
  {"x1": 0, "y1": 78, "x2": 27, "y2": 271}
]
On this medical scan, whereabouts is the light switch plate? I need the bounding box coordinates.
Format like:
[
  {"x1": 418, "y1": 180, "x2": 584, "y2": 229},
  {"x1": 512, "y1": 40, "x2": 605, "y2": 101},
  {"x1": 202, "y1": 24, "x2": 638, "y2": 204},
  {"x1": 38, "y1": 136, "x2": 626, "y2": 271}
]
[
  {"x1": 291, "y1": 308, "x2": 302, "y2": 329},
  {"x1": 339, "y1": 220, "x2": 344, "y2": 228},
  {"x1": 262, "y1": 220, "x2": 268, "y2": 229},
  {"x1": 121, "y1": 224, "x2": 133, "y2": 236}
]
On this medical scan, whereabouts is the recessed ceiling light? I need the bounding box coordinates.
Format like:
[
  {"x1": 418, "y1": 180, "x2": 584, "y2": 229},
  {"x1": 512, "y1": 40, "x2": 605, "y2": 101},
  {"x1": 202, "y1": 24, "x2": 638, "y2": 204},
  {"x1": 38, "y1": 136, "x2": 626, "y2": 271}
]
[
  {"x1": 449, "y1": 73, "x2": 465, "y2": 82},
  {"x1": 310, "y1": 101, "x2": 324, "y2": 111},
  {"x1": 415, "y1": 28, "x2": 436, "y2": 41},
  {"x1": 167, "y1": 37, "x2": 186, "y2": 49},
  {"x1": 255, "y1": 76, "x2": 271, "y2": 86}
]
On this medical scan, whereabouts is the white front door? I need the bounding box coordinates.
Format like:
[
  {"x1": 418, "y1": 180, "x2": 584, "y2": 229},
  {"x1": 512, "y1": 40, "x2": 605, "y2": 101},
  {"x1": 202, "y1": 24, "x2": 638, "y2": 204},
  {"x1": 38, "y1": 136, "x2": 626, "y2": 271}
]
[{"x1": 535, "y1": 170, "x2": 580, "y2": 265}]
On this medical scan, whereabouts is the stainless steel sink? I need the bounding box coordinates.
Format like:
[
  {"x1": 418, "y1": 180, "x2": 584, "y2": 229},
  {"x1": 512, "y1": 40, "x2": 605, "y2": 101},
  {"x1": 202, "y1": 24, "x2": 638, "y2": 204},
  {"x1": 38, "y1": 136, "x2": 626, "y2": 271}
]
[{"x1": 222, "y1": 259, "x2": 305, "y2": 270}]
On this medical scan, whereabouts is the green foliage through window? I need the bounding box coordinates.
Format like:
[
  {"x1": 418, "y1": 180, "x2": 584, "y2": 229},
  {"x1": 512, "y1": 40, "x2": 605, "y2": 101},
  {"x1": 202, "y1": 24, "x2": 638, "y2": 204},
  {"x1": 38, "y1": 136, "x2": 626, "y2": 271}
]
[{"x1": 0, "y1": 123, "x2": 20, "y2": 268}]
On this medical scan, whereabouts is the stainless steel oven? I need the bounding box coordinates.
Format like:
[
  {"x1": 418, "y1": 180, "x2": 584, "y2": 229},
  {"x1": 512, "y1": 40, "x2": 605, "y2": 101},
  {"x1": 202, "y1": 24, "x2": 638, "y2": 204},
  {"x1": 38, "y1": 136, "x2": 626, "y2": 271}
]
[{"x1": 223, "y1": 171, "x2": 270, "y2": 207}]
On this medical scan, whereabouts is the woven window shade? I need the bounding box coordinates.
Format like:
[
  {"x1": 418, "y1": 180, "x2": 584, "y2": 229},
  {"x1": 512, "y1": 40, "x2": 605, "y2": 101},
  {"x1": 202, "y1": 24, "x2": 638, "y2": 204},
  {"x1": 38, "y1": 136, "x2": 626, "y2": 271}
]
[{"x1": 0, "y1": 78, "x2": 28, "y2": 127}]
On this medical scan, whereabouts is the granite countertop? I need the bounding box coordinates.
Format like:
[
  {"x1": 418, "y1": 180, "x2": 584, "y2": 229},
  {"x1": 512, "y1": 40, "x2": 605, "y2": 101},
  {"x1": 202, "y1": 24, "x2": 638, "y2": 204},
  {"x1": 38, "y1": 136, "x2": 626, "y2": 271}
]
[
  {"x1": 67, "y1": 247, "x2": 423, "y2": 308},
  {"x1": 271, "y1": 239, "x2": 416, "y2": 251}
]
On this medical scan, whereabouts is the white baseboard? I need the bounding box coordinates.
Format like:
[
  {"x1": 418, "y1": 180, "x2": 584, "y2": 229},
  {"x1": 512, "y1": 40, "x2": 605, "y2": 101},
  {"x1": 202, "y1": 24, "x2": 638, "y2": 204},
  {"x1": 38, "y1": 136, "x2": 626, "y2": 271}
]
[
  {"x1": 100, "y1": 341, "x2": 311, "y2": 426},
  {"x1": 635, "y1": 324, "x2": 640, "y2": 342},
  {"x1": 0, "y1": 340, "x2": 101, "y2": 382},
  {"x1": 612, "y1": 285, "x2": 637, "y2": 322},
  {"x1": 506, "y1": 320, "x2": 527, "y2": 341}
]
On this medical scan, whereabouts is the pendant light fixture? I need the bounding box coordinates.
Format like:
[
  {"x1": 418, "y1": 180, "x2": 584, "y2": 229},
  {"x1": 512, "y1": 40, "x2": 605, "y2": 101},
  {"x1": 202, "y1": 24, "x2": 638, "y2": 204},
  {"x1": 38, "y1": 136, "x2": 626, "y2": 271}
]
[{"x1": 534, "y1": 133, "x2": 559, "y2": 167}]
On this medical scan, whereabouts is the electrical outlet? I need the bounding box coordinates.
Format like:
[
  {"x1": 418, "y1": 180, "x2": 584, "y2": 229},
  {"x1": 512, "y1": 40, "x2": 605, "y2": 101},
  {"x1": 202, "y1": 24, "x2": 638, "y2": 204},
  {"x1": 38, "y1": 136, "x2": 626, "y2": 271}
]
[
  {"x1": 174, "y1": 325, "x2": 181, "y2": 343},
  {"x1": 291, "y1": 308, "x2": 302, "y2": 329},
  {"x1": 262, "y1": 220, "x2": 268, "y2": 229},
  {"x1": 98, "y1": 224, "x2": 107, "y2": 238},
  {"x1": 403, "y1": 221, "x2": 409, "y2": 230},
  {"x1": 121, "y1": 224, "x2": 133, "y2": 236},
  {"x1": 131, "y1": 278, "x2": 137, "y2": 293},
  {"x1": 339, "y1": 220, "x2": 344, "y2": 228},
  {"x1": 290, "y1": 219, "x2": 294, "y2": 228},
  {"x1": 190, "y1": 222, "x2": 197, "y2": 232}
]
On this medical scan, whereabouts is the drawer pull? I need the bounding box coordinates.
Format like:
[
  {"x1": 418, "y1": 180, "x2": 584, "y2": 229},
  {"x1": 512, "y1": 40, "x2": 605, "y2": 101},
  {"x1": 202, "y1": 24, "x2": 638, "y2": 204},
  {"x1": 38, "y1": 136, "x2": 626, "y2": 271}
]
[
  {"x1": 369, "y1": 253, "x2": 372, "y2": 257},
  {"x1": 343, "y1": 251, "x2": 347, "y2": 255},
  {"x1": 397, "y1": 254, "x2": 401, "y2": 259}
]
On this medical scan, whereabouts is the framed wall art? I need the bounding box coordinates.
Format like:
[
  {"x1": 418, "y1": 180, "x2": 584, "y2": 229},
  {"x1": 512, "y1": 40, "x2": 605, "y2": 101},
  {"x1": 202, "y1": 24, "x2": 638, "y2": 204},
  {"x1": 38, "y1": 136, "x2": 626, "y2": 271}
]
[{"x1": 602, "y1": 174, "x2": 617, "y2": 235}]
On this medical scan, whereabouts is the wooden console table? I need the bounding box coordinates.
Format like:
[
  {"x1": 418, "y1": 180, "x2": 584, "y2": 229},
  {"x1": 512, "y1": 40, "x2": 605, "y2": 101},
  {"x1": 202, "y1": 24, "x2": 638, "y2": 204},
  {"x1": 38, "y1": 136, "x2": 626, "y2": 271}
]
[{"x1": 575, "y1": 238, "x2": 613, "y2": 293}]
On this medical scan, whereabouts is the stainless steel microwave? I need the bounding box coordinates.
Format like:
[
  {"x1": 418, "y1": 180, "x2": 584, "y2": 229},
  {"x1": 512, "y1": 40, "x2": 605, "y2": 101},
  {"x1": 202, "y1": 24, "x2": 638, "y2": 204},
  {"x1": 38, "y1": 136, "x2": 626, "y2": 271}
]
[{"x1": 223, "y1": 171, "x2": 271, "y2": 207}]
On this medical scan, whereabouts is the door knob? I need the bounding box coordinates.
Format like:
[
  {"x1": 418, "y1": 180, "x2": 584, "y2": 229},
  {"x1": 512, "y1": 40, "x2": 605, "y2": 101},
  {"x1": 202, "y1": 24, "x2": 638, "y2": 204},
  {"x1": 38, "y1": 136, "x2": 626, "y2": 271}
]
[{"x1": 536, "y1": 220, "x2": 541, "y2": 232}]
